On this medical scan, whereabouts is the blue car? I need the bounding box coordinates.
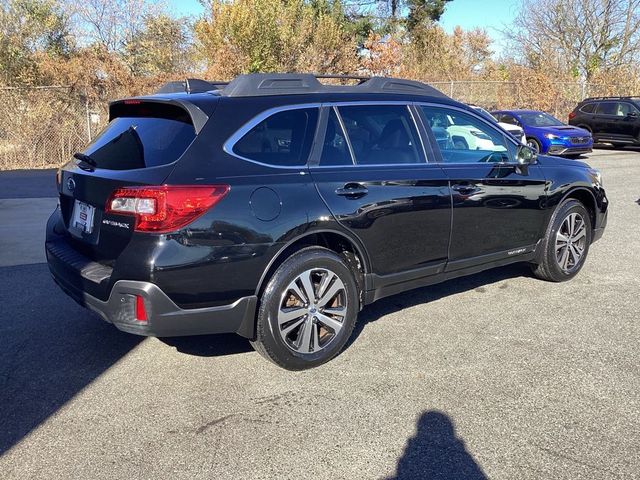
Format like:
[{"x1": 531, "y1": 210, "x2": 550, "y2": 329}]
[{"x1": 492, "y1": 109, "x2": 593, "y2": 157}]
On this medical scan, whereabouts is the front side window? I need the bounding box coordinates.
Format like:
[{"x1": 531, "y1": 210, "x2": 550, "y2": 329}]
[
  {"x1": 614, "y1": 102, "x2": 638, "y2": 116},
  {"x1": 233, "y1": 108, "x2": 319, "y2": 167},
  {"x1": 336, "y1": 105, "x2": 425, "y2": 165},
  {"x1": 499, "y1": 114, "x2": 520, "y2": 126},
  {"x1": 421, "y1": 106, "x2": 512, "y2": 164}
]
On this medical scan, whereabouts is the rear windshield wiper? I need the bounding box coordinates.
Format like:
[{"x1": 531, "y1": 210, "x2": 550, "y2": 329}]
[{"x1": 73, "y1": 152, "x2": 97, "y2": 169}]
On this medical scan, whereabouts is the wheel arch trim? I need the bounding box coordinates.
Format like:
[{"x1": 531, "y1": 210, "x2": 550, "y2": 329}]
[
  {"x1": 255, "y1": 228, "x2": 372, "y2": 296},
  {"x1": 556, "y1": 186, "x2": 598, "y2": 230}
]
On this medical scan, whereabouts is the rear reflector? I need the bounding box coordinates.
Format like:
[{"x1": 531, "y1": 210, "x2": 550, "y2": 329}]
[
  {"x1": 135, "y1": 295, "x2": 148, "y2": 322},
  {"x1": 105, "y1": 185, "x2": 229, "y2": 233}
]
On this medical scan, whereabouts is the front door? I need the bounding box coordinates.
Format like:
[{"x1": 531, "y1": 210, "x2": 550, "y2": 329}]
[
  {"x1": 419, "y1": 104, "x2": 548, "y2": 271},
  {"x1": 310, "y1": 104, "x2": 452, "y2": 277}
]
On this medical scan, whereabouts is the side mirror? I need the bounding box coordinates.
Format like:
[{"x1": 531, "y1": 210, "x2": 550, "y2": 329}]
[
  {"x1": 627, "y1": 111, "x2": 638, "y2": 119},
  {"x1": 516, "y1": 144, "x2": 536, "y2": 165}
]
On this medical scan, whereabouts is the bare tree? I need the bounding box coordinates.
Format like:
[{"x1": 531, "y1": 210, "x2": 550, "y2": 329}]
[
  {"x1": 65, "y1": 0, "x2": 161, "y2": 53},
  {"x1": 509, "y1": 0, "x2": 640, "y2": 80}
]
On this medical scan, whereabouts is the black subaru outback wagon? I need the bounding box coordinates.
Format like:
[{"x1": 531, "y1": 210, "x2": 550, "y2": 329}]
[{"x1": 47, "y1": 74, "x2": 608, "y2": 370}]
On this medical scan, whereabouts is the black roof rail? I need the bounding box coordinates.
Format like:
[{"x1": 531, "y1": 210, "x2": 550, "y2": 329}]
[
  {"x1": 583, "y1": 95, "x2": 640, "y2": 102},
  {"x1": 315, "y1": 74, "x2": 371, "y2": 84},
  {"x1": 156, "y1": 78, "x2": 228, "y2": 94},
  {"x1": 218, "y1": 73, "x2": 448, "y2": 98}
]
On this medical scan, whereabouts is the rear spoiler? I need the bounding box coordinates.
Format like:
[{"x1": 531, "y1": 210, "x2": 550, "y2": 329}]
[{"x1": 108, "y1": 98, "x2": 211, "y2": 134}]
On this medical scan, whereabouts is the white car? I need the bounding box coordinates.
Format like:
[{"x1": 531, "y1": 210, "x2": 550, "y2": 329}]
[{"x1": 469, "y1": 104, "x2": 526, "y2": 144}]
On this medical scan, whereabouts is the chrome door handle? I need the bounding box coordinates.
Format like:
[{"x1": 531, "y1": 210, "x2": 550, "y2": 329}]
[{"x1": 335, "y1": 183, "x2": 368, "y2": 198}]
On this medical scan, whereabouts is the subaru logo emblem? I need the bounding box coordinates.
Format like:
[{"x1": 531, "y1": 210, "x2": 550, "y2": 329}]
[{"x1": 67, "y1": 178, "x2": 76, "y2": 191}]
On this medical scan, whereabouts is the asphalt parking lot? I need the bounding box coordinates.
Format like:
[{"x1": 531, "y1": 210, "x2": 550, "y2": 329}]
[{"x1": 1, "y1": 147, "x2": 639, "y2": 479}]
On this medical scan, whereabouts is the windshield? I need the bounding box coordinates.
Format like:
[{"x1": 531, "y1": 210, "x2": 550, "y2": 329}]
[
  {"x1": 82, "y1": 104, "x2": 196, "y2": 170},
  {"x1": 518, "y1": 112, "x2": 564, "y2": 127}
]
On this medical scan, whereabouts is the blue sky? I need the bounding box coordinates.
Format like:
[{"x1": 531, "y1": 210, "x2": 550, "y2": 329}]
[
  {"x1": 439, "y1": 0, "x2": 521, "y2": 54},
  {"x1": 166, "y1": 0, "x2": 521, "y2": 55}
]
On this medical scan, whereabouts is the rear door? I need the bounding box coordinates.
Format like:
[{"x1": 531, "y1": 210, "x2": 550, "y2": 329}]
[
  {"x1": 418, "y1": 104, "x2": 548, "y2": 270},
  {"x1": 58, "y1": 101, "x2": 203, "y2": 261},
  {"x1": 593, "y1": 101, "x2": 620, "y2": 139},
  {"x1": 310, "y1": 103, "x2": 451, "y2": 277}
]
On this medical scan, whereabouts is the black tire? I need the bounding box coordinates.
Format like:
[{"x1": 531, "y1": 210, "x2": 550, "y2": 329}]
[
  {"x1": 526, "y1": 137, "x2": 541, "y2": 154},
  {"x1": 531, "y1": 199, "x2": 592, "y2": 282},
  {"x1": 251, "y1": 246, "x2": 359, "y2": 370}
]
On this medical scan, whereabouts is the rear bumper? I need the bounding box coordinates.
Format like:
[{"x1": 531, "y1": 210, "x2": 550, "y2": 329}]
[
  {"x1": 51, "y1": 271, "x2": 257, "y2": 337},
  {"x1": 46, "y1": 229, "x2": 258, "y2": 338}
]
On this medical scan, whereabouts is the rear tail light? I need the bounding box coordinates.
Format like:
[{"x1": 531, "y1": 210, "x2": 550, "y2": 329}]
[
  {"x1": 568, "y1": 111, "x2": 577, "y2": 120},
  {"x1": 105, "y1": 185, "x2": 229, "y2": 233}
]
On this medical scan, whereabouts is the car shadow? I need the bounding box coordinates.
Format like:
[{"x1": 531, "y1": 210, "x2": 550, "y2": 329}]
[
  {"x1": 386, "y1": 410, "x2": 487, "y2": 479},
  {"x1": 160, "y1": 333, "x2": 254, "y2": 357},
  {"x1": 163, "y1": 263, "x2": 531, "y2": 359},
  {"x1": 349, "y1": 263, "x2": 532, "y2": 347},
  {"x1": 0, "y1": 264, "x2": 143, "y2": 455}
]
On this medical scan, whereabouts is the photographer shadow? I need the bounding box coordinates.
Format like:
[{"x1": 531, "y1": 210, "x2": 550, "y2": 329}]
[{"x1": 388, "y1": 411, "x2": 487, "y2": 480}]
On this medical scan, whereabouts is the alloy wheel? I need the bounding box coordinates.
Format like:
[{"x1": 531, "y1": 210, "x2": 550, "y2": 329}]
[
  {"x1": 555, "y1": 212, "x2": 587, "y2": 273},
  {"x1": 527, "y1": 138, "x2": 540, "y2": 153},
  {"x1": 277, "y1": 268, "x2": 347, "y2": 354}
]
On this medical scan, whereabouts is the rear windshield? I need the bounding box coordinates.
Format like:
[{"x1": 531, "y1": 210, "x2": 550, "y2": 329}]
[{"x1": 82, "y1": 103, "x2": 196, "y2": 170}]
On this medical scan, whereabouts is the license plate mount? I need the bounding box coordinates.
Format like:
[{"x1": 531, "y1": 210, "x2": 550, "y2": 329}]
[{"x1": 71, "y1": 200, "x2": 95, "y2": 235}]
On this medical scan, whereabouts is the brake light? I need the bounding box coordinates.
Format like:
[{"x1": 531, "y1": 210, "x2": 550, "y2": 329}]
[
  {"x1": 105, "y1": 185, "x2": 229, "y2": 233},
  {"x1": 568, "y1": 111, "x2": 577, "y2": 120}
]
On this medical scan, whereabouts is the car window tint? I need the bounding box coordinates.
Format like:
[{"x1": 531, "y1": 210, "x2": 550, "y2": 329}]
[
  {"x1": 616, "y1": 102, "x2": 635, "y2": 116},
  {"x1": 336, "y1": 105, "x2": 425, "y2": 165},
  {"x1": 320, "y1": 108, "x2": 354, "y2": 166},
  {"x1": 580, "y1": 103, "x2": 595, "y2": 113},
  {"x1": 500, "y1": 114, "x2": 519, "y2": 126},
  {"x1": 233, "y1": 108, "x2": 318, "y2": 166},
  {"x1": 421, "y1": 106, "x2": 512, "y2": 164},
  {"x1": 83, "y1": 104, "x2": 195, "y2": 170},
  {"x1": 596, "y1": 102, "x2": 617, "y2": 115}
]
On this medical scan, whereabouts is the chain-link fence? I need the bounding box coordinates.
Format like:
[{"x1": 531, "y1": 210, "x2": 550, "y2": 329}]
[
  {"x1": 1, "y1": 81, "x2": 637, "y2": 170},
  {"x1": 0, "y1": 86, "x2": 103, "y2": 170},
  {"x1": 426, "y1": 81, "x2": 637, "y2": 118}
]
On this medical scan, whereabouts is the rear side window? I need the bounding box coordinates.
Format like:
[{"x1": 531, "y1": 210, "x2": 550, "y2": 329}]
[
  {"x1": 336, "y1": 105, "x2": 425, "y2": 165},
  {"x1": 320, "y1": 108, "x2": 353, "y2": 166},
  {"x1": 233, "y1": 108, "x2": 319, "y2": 167},
  {"x1": 84, "y1": 103, "x2": 195, "y2": 170},
  {"x1": 596, "y1": 102, "x2": 618, "y2": 115},
  {"x1": 579, "y1": 103, "x2": 595, "y2": 113}
]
